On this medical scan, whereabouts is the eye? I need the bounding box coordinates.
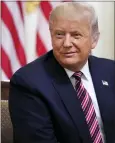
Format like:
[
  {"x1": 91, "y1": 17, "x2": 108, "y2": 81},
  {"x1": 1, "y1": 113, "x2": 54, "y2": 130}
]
[
  {"x1": 74, "y1": 34, "x2": 81, "y2": 39},
  {"x1": 55, "y1": 32, "x2": 65, "y2": 38},
  {"x1": 71, "y1": 33, "x2": 82, "y2": 39}
]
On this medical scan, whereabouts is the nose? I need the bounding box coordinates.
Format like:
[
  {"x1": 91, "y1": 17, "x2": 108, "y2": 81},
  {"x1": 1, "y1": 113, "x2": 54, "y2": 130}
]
[{"x1": 63, "y1": 34, "x2": 72, "y2": 48}]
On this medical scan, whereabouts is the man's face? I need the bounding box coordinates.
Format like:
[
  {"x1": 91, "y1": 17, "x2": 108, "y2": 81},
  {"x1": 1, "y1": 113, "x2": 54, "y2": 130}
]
[{"x1": 50, "y1": 16, "x2": 99, "y2": 71}]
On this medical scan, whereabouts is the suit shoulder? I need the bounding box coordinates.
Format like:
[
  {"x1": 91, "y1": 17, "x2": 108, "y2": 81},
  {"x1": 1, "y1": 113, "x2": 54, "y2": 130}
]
[
  {"x1": 10, "y1": 51, "x2": 52, "y2": 86},
  {"x1": 90, "y1": 56, "x2": 115, "y2": 67},
  {"x1": 89, "y1": 56, "x2": 115, "y2": 78}
]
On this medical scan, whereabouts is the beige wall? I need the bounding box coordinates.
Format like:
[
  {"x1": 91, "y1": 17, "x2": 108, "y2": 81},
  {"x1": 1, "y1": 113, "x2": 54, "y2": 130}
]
[{"x1": 88, "y1": 2, "x2": 114, "y2": 60}]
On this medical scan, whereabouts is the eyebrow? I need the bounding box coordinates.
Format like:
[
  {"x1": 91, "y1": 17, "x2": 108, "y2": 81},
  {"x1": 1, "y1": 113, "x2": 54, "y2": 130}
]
[{"x1": 54, "y1": 30, "x2": 82, "y2": 35}]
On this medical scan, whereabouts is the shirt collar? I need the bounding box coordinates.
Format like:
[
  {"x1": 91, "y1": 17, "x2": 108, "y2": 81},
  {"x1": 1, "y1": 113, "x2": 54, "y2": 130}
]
[{"x1": 64, "y1": 60, "x2": 90, "y2": 81}]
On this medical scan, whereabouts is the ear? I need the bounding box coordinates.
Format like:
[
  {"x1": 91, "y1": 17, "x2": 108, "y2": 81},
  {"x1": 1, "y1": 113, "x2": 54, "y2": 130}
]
[{"x1": 91, "y1": 32, "x2": 100, "y2": 49}]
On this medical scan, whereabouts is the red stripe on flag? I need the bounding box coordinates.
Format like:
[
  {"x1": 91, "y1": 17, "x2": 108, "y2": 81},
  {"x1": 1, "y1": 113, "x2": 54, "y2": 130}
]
[
  {"x1": 40, "y1": 1, "x2": 52, "y2": 21},
  {"x1": 1, "y1": 2, "x2": 26, "y2": 66},
  {"x1": 1, "y1": 47, "x2": 13, "y2": 79},
  {"x1": 63, "y1": 0, "x2": 72, "y2": 1},
  {"x1": 17, "y1": 1, "x2": 24, "y2": 21},
  {"x1": 36, "y1": 33, "x2": 47, "y2": 56}
]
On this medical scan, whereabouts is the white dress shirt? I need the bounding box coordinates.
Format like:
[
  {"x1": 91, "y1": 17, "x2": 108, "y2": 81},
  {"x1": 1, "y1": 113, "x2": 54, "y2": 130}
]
[{"x1": 64, "y1": 60, "x2": 105, "y2": 143}]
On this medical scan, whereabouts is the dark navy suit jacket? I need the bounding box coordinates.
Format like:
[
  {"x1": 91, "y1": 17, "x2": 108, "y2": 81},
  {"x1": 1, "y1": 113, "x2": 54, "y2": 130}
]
[{"x1": 9, "y1": 50, "x2": 115, "y2": 143}]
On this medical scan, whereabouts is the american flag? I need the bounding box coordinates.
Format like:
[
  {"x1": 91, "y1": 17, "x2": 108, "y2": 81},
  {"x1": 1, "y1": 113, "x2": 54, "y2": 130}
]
[
  {"x1": 1, "y1": 1, "x2": 72, "y2": 81},
  {"x1": 1, "y1": 1, "x2": 27, "y2": 80}
]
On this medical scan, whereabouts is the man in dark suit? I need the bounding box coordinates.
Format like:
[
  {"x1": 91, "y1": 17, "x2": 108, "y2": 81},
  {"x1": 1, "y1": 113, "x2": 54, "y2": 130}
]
[{"x1": 9, "y1": 2, "x2": 115, "y2": 143}]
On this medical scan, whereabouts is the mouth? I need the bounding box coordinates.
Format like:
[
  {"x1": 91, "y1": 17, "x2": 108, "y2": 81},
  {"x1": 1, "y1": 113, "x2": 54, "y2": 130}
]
[{"x1": 62, "y1": 52, "x2": 77, "y2": 57}]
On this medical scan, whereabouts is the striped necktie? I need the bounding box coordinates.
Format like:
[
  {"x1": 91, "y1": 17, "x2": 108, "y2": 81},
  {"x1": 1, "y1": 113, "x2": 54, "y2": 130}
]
[{"x1": 73, "y1": 71, "x2": 103, "y2": 143}]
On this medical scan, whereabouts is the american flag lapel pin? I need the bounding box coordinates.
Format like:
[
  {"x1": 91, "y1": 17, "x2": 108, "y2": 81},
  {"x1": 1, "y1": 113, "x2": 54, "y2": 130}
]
[{"x1": 102, "y1": 80, "x2": 109, "y2": 86}]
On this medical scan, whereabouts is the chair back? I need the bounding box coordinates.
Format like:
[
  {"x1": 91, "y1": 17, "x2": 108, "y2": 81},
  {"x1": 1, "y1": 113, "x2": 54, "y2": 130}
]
[{"x1": 1, "y1": 81, "x2": 13, "y2": 143}]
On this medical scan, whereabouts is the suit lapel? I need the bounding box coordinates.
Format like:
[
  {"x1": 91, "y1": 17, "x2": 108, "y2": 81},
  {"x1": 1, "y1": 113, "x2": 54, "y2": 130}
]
[
  {"x1": 53, "y1": 72, "x2": 93, "y2": 142},
  {"x1": 44, "y1": 52, "x2": 92, "y2": 142},
  {"x1": 89, "y1": 56, "x2": 115, "y2": 143}
]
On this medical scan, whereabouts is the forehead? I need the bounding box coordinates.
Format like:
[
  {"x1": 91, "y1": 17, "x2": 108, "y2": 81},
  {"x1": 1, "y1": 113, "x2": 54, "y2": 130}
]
[{"x1": 50, "y1": 16, "x2": 91, "y2": 34}]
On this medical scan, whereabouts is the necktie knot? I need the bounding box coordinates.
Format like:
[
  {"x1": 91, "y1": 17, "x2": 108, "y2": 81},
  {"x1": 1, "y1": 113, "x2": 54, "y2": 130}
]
[{"x1": 73, "y1": 71, "x2": 82, "y2": 80}]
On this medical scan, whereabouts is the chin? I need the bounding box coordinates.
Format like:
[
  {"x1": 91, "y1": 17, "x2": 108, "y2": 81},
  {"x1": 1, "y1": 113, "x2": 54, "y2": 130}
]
[
  {"x1": 61, "y1": 57, "x2": 85, "y2": 70},
  {"x1": 64, "y1": 58, "x2": 80, "y2": 65},
  {"x1": 61, "y1": 61, "x2": 79, "y2": 70}
]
